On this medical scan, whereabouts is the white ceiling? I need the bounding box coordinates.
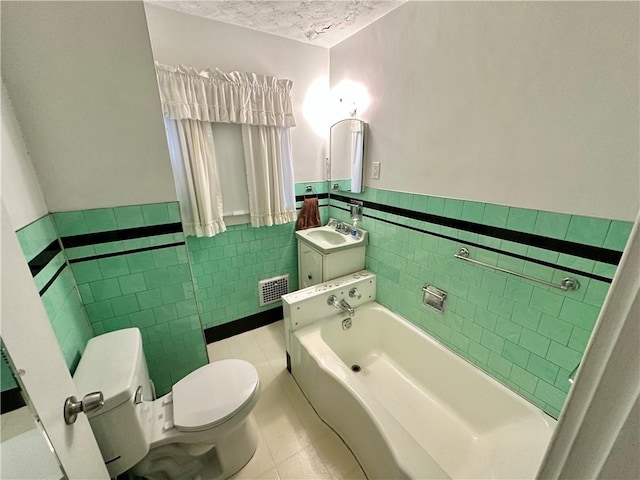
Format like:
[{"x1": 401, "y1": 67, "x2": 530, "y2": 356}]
[{"x1": 145, "y1": 0, "x2": 406, "y2": 47}]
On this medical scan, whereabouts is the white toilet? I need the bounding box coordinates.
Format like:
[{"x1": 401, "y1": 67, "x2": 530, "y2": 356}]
[{"x1": 73, "y1": 328, "x2": 260, "y2": 480}]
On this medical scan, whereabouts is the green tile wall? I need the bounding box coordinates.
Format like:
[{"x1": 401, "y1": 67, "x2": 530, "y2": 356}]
[
  {"x1": 329, "y1": 188, "x2": 631, "y2": 418},
  {"x1": 15, "y1": 215, "x2": 94, "y2": 373},
  {"x1": 189, "y1": 181, "x2": 329, "y2": 329},
  {"x1": 56, "y1": 202, "x2": 207, "y2": 396}
]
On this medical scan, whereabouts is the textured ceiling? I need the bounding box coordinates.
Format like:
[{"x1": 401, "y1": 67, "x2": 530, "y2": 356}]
[{"x1": 146, "y1": 1, "x2": 405, "y2": 47}]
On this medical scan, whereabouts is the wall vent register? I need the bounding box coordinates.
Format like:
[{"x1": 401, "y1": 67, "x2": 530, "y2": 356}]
[{"x1": 259, "y1": 274, "x2": 290, "y2": 306}]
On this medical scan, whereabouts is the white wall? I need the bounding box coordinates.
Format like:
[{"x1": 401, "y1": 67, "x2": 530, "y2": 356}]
[
  {"x1": 1, "y1": 1, "x2": 176, "y2": 212},
  {"x1": 1, "y1": 83, "x2": 49, "y2": 229},
  {"x1": 144, "y1": 4, "x2": 330, "y2": 183},
  {"x1": 330, "y1": 2, "x2": 639, "y2": 221}
]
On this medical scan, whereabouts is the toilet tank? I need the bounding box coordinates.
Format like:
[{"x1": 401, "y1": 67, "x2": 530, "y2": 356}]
[{"x1": 73, "y1": 328, "x2": 153, "y2": 477}]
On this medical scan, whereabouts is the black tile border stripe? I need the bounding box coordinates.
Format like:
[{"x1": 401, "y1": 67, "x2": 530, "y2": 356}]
[
  {"x1": 295, "y1": 193, "x2": 329, "y2": 202},
  {"x1": 68, "y1": 242, "x2": 186, "y2": 264},
  {"x1": 204, "y1": 306, "x2": 283, "y2": 344},
  {"x1": 39, "y1": 263, "x2": 68, "y2": 296},
  {"x1": 330, "y1": 194, "x2": 622, "y2": 266},
  {"x1": 61, "y1": 222, "x2": 183, "y2": 248},
  {"x1": 28, "y1": 240, "x2": 62, "y2": 277}
]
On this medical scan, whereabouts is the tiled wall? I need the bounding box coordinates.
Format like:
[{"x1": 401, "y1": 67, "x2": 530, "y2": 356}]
[
  {"x1": 329, "y1": 188, "x2": 631, "y2": 417},
  {"x1": 55, "y1": 202, "x2": 207, "y2": 396},
  {"x1": 15, "y1": 215, "x2": 93, "y2": 373},
  {"x1": 189, "y1": 181, "x2": 329, "y2": 330}
]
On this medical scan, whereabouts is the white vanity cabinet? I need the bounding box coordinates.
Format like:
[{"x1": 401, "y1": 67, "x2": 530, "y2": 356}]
[{"x1": 297, "y1": 240, "x2": 366, "y2": 289}]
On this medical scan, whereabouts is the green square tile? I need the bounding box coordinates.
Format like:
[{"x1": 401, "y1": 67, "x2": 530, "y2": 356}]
[
  {"x1": 137, "y1": 289, "x2": 164, "y2": 310},
  {"x1": 443, "y1": 199, "x2": 464, "y2": 219},
  {"x1": 411, "y1": 194, "x2": 429, "y2": 213},
  {"x1": 110, "y1": 295, "x2": 140, "y2": 316},
  {"x1": 488, "y1": 352, "x2": 512, "y2": 377},
  {"x1": 488, "y1": 294, "x2": 514, "y2": 319},
  {"x1": 467, "y1": 286, "x2": 491, "y2": 309},
  {"x1": 510, "y1": 365, "x2": 538, "y2": 394},
  {"x1": 455, "y1": 298, "x2": 477, "y2": 320},
  {"x1": 153, "y1": 248, "x2": 179, "y2": 268},
  {"x1": 462, "y1": 319, "x2": 483, "y2": 342},
  {"x1": 533, "y1": 211, "x2": 571, "y2": 239},
  {"x1": 583, "y1": 280, "x2": 610, "y2": 308},
  {"x1": 506, "y1": 208, "x2": 537, "y2": 233},
  {"x1": 558, "y1": 298, "x2": 601, "y2": 330},
  {"x1": 504, "y1": 279, "x2": 533, "y2": 305},
  {"x1": 98, "y1": 256, "x2": 130, "y2": 279},
  {"x1": 537, "y1": 314, "x2": 573, "y2": 345},
  {"x1": 520, "y1": 328, "x2": 550, "y2": 357},
  {"x1": 176, "y1": 299, "x2": 198, "y2": 318},
  {"x1": 527, "y1": 354, "x2": 559, "y2": 384},
  {"x1": 153, "y1": 304, "x2": 178, "y2": 323},
  {"x1": 53, "y1": 211, "x2": 89, "y2": 236},
  {"x1": 428, "y1": 197, "x2": 445, "y2": 216},
  {"x1": 461, "y1": 201, "x2": 485, "y2": 223},
  {"x1": 450, "y1": 330, "x2": 470, "y2": 352},
  {"x1": 546, "y1": 342, "x2": 582, "y2": 371},
  {"x1": 530, "y1": 288, "x2": 564, "y2": 317},
  {"x1": 127, "y1": 251, "x2": 156, "y2": 273},
  {"x1": 603, "y1": 221, "x2": 632, "y2": 251},
  {"x1": 114, "y1": 206, "x2": 145, "y2": 229},
  {"x1": 557, "y1": 254, "x2": 595, "y2": 274},
  {"x1": 168, "y1": 202, "x2": 182, "y2": 223},
  {"x1": 71, "y1": 261, "x2": 103, "y2": 284},
  {"x1": 481, "y1": 330, "x2": 505, "y2": 353},
  {"x1": 475, "y1": 308, "x2": 498, "y2": 331},
  {"x1": 160, "y1": 284, "x2": 186, "y2": 304},
  {"x1": 495, "y1": 318, "x2": 522, "y2": 343},
  {"x1": 468, "y1": 341, "x2": 490, "y2": 364},
  {"x1": 77, "y1": 283, "x2": 94, "y2": 304},
  {"x1": 118, "y1": 273, "x2": 148, "y2": 295},
  {"x1": 129, "y1": 309, "x2": 157, "y2": 329},
  {"x1": 85, "y1": 300, "x2": 115, "y2": 321},
  {"x1": 568, "y1": 327, "x2": 591, "y2": 352},
  {"x1": 565, "y1": 216, "x2": 611, "y2": 247},
  {"x1": 90, "y1": 278, "x2": 122, "y2": 301},
  {"x1": 142, "y1": 203, "x2": 171, "y2": 225},
  {"x1": 82, "y1": 208, "x2": 117, "y2": 233},
  {"x1": 503, "y1": 341, "x2": 530, "y2": 368},
  {"x1": 482, "y1": 204, "x2": 509, "y2": 228},
  {"x1": 481, "y1": 271, "x2": 506, "y2": 295},
  {"x1": 103, "y1": 315, "x2": 132, "y2": 332},
  {"x1": 534, "y1": 381, "x2": 566, "y2": 412}
]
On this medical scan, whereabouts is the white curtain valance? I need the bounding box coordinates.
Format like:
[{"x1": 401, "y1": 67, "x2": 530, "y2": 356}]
[{"x1": 155, "y1": 62, "x2": 296, "y2": 127}]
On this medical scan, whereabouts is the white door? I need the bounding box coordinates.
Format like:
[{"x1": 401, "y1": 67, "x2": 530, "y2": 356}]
[{"x1": 0, "y1": 202, "x2": 108, "y2": 479}]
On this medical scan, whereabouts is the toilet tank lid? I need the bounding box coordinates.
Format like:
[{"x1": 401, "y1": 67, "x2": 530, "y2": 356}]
[{"x1": 73, "y1": 328, "x2": 144, "y2": 414}]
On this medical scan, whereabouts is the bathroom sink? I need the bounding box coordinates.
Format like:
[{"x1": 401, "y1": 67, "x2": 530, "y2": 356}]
[
  {"x1": 296, "y1": 222, "x2": 368, "y2": 254},
  {"x1": 307, "y1": 229, "x2": 347, "y2": 246}
]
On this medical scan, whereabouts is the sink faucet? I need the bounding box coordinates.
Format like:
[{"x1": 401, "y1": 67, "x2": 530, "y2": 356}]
[{"x1": 327, "y1": 295, "x2": 355, "y2": 317}]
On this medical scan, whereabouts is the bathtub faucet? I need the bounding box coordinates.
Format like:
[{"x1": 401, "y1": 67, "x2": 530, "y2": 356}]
[{"x1": 327, "y1": 295, "x2": 355, "y2": 317}]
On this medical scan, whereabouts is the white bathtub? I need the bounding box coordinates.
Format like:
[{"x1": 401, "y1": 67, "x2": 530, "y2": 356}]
[{"x1": 288, "y1": 301, "x2": 556, "y2": 479}]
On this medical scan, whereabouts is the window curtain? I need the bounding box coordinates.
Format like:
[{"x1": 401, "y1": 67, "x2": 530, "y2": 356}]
[
  {"x1": 242, "y1": 125, "x2": 297, "y2": 227},
  {"x1": 155, "y1": 62, "x2": 297, "y2": 234},
  {"x1": 165, "y1": 118, "x2": 226, "y2": 237}
]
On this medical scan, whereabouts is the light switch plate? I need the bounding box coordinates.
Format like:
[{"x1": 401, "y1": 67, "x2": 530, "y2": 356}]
[{"x1": 372, "y1": 162, "x2": 380, "y2": 179}]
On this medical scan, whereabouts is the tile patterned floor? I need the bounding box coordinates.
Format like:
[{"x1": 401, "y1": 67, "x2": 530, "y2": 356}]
[{"x1": 207, "y1": 320, "x2": 366, "y2": 480}]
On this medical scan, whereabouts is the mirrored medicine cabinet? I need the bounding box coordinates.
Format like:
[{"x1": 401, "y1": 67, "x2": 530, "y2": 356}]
[{"x1": 329, "y1": 119, "x2": 367, "y2": 194}]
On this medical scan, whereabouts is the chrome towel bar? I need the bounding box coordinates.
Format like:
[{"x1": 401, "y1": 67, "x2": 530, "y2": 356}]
[{"x1": 454, "y1": 247, "x2": 580, "y2": 291}]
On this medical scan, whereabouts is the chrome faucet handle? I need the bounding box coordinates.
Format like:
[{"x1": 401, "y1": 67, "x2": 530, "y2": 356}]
[
  {"x1": 349, "y1": 288, "x2": 361, "y2": 299},
  {"x1": 327, "y1": 295, "x2": 338, "y2": 306}
]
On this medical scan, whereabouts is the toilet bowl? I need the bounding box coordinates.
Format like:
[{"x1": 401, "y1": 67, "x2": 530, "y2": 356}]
[{"x1": 73, "y1": 328, "x2": 260, "y2": 480}]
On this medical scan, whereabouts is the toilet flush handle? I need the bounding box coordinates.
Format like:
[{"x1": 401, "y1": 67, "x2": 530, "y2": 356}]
[{"x1": 64, "y1": 391, "x2": 104, "y2": 425}]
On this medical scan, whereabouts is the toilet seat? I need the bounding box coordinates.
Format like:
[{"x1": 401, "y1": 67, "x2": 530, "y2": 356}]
[{"x1": 172, "y1": 359, "x2": 260, "y2": 432}]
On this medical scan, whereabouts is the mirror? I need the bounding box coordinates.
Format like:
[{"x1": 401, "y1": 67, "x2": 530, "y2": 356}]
[
  {"x1": 329, "y1": 119, "x2": 366, "y2": 194},
  {"x1": 0, "y1": 343, "x2": 66, "y2": 480}
]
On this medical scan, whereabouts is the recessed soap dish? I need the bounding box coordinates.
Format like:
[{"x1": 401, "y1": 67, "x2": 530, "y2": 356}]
[{"x1": 422, "y1": 285, "x2": 447, "y2": 313}]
